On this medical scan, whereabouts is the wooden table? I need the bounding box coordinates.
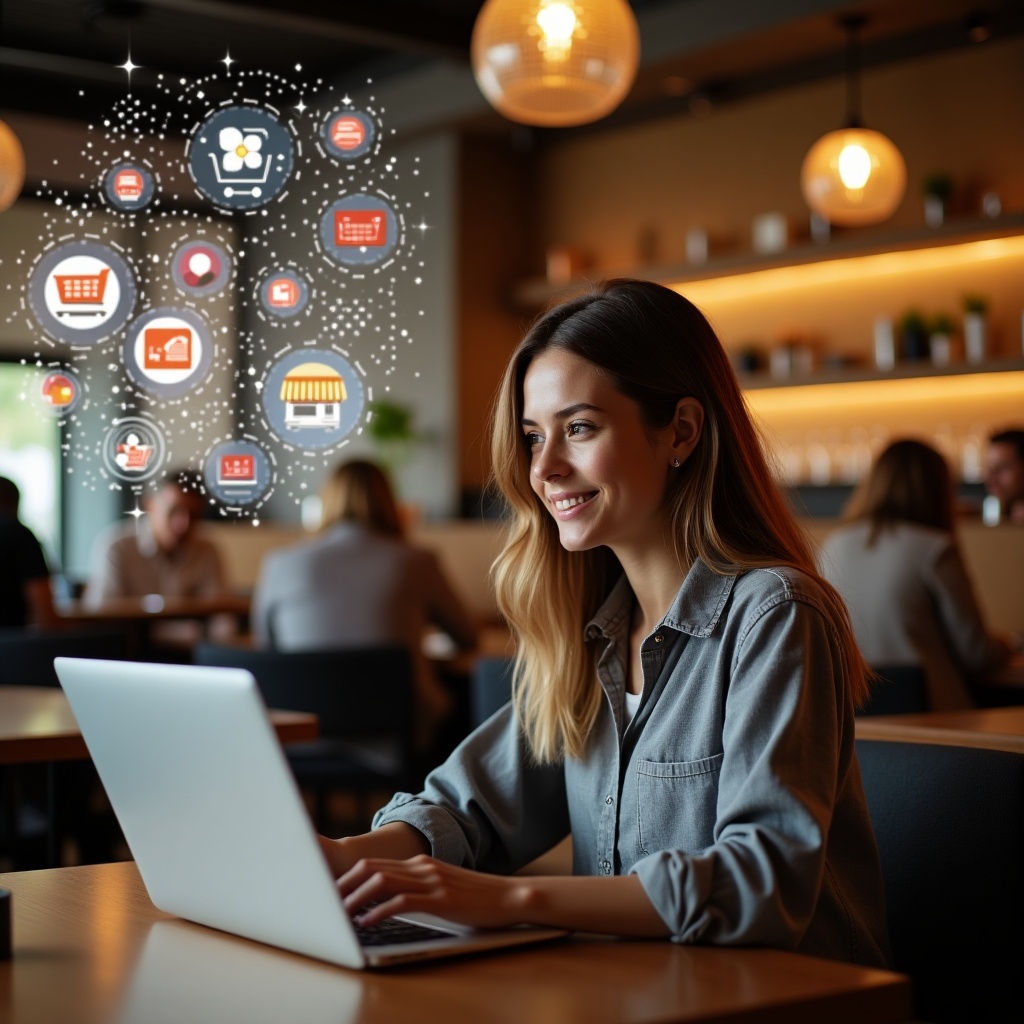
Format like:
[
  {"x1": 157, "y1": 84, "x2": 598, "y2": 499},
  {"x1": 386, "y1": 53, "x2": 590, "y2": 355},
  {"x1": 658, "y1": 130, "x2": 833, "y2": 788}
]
[
  {"x1": 58, "y1": 594, "x2": 253, "y2": 622},
  {"x1": 0, "y1": 685, "x2": 318, "y2": 766},
  {"x1": 0, "y1": 861, "x2": 911, "y2": 1024},
  {"x1": 856, "y1": 705, "x2": 1024, "y2": 753}
]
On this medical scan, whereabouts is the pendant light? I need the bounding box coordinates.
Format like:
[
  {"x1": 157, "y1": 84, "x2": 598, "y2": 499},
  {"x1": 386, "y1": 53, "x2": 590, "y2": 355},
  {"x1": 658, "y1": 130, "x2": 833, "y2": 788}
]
[
  {"x1": 471, "y1": 0, "x2": 640, "y2": 128},
  {"x1": 800, "y1": 14, "x2": 906, "y2": 227},
  {"x1": 0, "y1": 118, "x2": 25, "y2": 212}
]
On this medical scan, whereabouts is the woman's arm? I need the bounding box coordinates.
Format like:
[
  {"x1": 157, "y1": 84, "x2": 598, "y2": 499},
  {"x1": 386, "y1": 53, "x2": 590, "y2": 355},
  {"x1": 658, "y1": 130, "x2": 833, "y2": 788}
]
[
  {"x1": 337, "y1": 856, "x2": 669, "y2": 935},
  {"x1": 317, "y1": 822, "x2": 430, "y2": 877}
]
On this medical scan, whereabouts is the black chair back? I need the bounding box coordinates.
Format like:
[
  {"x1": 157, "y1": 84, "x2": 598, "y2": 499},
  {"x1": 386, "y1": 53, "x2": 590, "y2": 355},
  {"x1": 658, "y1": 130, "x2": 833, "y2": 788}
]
[
  {"x1": 470, "y1": 656, "x2": 514, "y2": 729},
  {"x1": 856, "y1": 738, "x2": 1024, "y2": 1023},
  {"x1": 859, "y1": 664, "x2": 929, "y2": 716},
  {"x1": 0, "y1": 627, "x2": 130, "y2": 687}
]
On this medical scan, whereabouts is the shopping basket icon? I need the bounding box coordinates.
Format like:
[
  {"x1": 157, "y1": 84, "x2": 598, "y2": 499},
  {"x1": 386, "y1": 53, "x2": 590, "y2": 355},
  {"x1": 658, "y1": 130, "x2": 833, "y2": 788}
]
[
  {"x1": 334, "y1": 211, "x2": 386, "y2": 246},
  {"x1": 54, "y1": 267, "x2": 111, "y2": 317},
  {"x1": 208, "y1": 127, "x2": 273, "y2": 198},
  {"x1": 116, "y1": 442, "x2": 154, "y2": 471}
]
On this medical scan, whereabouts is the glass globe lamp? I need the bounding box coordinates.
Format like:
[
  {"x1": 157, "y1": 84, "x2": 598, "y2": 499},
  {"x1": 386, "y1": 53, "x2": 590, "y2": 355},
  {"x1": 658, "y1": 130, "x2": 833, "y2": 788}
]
[
  {"x1": 0, "y1": 119, "x2": 26, "y2": 213},
  {"x1": 471, "y1": 0, "x2": 640, "y2": 127}
]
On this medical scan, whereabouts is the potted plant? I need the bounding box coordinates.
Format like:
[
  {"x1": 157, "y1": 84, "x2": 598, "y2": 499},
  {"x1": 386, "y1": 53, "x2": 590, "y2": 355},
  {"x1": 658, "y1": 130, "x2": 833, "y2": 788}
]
[
  {"x1": 366, "y1": 398, "x2": 422, "y2": 474},
  {"x1": 898, "y1": 309, "x2": 929, "y2": 362},
  {"x1": 922, "y1": 173, "x2": 953, "y2": 228},
  {"x1": 962, "y1": 294, "x2": 989, "y2": 364},
  {"x1": 928, "y1": 313, "x2": 955, "y2": 366}
]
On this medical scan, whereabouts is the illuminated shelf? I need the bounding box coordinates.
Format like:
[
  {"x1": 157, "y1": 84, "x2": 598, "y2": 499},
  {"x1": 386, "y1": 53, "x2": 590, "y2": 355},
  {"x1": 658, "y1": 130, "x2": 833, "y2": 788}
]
[
  {"x1": 739, "y1": 357, "x2": 1024, "y2": 391},
  {"x1": 511, "y1": 212, "x2": 1024, "y2": 310}
]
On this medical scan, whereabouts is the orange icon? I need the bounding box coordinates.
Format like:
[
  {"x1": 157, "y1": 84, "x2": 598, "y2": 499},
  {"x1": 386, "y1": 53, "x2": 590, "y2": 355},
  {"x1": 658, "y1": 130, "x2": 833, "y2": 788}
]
[
  {"x1": 268, "y1": 278, "x2": 298, "y2": 307},
  {"x1": 334, "y1": 210, "x2": 385, "y2": 247},
  {"x1": 330, "y1": 116, "x2": 366, "y2": 151},
  {"x1": 218, "y1": 454, "x2": 256, "y2": 485},
  {"x1": 114, "y1": 170, "x2": 143, "y2": 200},
  {"x1": 42, "y1": 373, "x2": 76, "y2": 407},
  {"x1": 143, "y1": 327, "x2": 193, "y2": 369}
]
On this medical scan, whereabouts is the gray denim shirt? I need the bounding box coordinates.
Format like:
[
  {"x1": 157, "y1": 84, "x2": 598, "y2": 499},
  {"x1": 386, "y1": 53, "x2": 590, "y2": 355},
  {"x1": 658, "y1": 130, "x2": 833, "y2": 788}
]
[{"x1": 374, "y1": 559, "x2": 892, "y2": 967}]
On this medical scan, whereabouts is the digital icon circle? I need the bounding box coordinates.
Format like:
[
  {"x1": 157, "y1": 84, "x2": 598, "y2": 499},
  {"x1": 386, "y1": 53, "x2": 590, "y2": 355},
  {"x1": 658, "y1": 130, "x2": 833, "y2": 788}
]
[
  {"x1": 28, "y1": 241, "x2": 137, "y2": 347},
  {"x1": 321, "y1": 110, "x2": 375, "y2": 160},
  {"x1": 170, "y1": 239, "x2": 232, "y2": 297},
  {"x1": 103, "y1": 162, "x2": 155, "y2": 211},
  {"x1": 102, "y1": 416, "x2": 167, "y2": 483},
  {"x1": 202, "y1": 440, "x2": 272, "y2": 505},
  {"x1": 319, "y1": 194, "x2": 399, "y2": 268},
  {"x1": 40, "y1": 369, "x2": 82, "y2": 415},
  {"x1": 258, "y1": 269, "x2": 309, "y2": 319},
  {"x1": 188, "y1": 106, "x2": 294, "y2": 210},
  {"x1": 261, "y1": 348, "x2": 365, "y2": 449},
  {"x1": 122, "y1": 307, "x2": 214, "y2": 399}
]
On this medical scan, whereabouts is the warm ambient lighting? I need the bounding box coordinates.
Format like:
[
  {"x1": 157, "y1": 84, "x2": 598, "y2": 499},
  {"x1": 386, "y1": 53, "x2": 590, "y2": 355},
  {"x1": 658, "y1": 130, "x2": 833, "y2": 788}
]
[
  {"x1": 800, "y1": 15, "x2": 905, "y2": 226},
  {"x1": 471, "y1": 0, "x2": 640, "y2": 127},
  {"x1": 0, "y1": 118, "x2": 25, "y2": 213}
]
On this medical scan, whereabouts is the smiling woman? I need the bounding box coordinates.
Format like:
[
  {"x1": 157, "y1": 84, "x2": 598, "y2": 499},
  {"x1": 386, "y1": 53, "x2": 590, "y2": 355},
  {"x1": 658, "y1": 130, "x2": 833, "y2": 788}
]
[{"x1": 320, "y1": 279, "x2": 892, "y2": 969}]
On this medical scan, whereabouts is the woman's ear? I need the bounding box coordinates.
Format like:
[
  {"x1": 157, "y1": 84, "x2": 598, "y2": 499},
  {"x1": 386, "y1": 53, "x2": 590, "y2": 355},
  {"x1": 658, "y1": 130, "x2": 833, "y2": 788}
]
[{"x1": 669, "y1": 398, "x2": 704, "y2": 466}]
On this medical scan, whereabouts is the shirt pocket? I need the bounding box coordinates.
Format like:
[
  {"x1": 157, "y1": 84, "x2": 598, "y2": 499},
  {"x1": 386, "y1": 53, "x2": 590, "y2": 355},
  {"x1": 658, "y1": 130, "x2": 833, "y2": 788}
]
[{"x1": 636, "y1": 753, "x2": 724, "y2": 857}]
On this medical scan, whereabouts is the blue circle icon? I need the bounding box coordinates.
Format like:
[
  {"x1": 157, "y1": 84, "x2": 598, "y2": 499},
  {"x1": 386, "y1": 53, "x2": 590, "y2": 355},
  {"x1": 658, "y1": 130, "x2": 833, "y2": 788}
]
[
  {"x1": 188, "y1": 106, "x2": 294, "y2": 210},
  {"x1": 203, "y1": 439, "x2": 272, "y2": 506},
  {"x1": 319, "y1": 194, "x2": 399, "y2": 268}
]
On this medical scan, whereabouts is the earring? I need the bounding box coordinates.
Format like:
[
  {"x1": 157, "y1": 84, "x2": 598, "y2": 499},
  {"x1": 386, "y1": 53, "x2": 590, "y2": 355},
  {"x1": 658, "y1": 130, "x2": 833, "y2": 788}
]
[{"x1": 672, "y1": 458, "x2": 680, "y2": 467}]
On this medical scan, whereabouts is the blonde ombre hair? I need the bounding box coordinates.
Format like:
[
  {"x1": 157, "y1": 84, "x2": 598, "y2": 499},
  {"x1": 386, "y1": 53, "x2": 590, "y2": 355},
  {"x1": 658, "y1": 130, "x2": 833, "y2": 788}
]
[
  {"x1": 320, "y1": 459, "x2": 404, "y2": 539},
  {"x1": 490, "y1": 280, "x2": 870, "y2": 763}
]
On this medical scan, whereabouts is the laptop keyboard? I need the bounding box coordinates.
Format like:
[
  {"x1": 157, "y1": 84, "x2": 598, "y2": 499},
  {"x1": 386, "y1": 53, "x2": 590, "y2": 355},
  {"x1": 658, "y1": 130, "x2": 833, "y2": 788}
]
[{"x1": 354, "y1": 914, "x2": 455, "y2": 947}]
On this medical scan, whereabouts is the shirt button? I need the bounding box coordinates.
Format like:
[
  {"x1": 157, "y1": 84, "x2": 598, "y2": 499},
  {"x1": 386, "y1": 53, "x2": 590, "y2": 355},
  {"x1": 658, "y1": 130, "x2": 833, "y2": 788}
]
[
  {"x1": 653, "y1": 634, "x2": 664, "y2": 643},
  {"x1": 605, "y1": 795, "x2": 614, "y2": 805}
]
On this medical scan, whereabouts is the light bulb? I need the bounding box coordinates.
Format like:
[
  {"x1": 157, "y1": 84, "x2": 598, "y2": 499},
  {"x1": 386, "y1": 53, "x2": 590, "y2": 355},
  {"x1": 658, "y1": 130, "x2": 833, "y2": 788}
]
[
  {"x1": 537, "y1": 2, "x2": 577, "y2": 44},
  {"x1": 837, "y1": 144, "x2": 872, "y2": 189}
]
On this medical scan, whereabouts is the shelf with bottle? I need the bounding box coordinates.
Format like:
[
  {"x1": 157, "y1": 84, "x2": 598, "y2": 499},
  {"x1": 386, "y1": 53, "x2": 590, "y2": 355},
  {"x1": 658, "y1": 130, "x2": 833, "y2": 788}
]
[{"x1": 512, "y1": 211, "x2": 1024, "y2": 310}]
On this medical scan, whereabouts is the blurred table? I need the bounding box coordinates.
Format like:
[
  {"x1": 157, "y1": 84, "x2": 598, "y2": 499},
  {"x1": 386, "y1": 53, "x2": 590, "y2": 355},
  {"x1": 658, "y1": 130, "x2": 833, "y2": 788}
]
[
  {"x1": 0, "y1": 861, "x2": 911, "y2": 1024},
  {"x1": 856, "y1": 705, "x2": 1024, "y2": 753},
  {"x1": 0, "y1": 685, "x2": 317, "y2": 765}
]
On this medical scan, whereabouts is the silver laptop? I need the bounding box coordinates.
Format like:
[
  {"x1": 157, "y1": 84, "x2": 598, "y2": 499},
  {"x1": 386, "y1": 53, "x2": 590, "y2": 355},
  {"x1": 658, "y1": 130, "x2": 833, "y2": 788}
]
[{"x1": 54, "y1": 657, "x2": 566, "y2": 968}]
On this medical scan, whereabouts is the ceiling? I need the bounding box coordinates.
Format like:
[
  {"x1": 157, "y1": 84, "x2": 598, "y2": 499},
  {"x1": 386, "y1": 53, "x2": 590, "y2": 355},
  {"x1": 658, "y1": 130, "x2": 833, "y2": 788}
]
[{"x1": 1, "y1": 0, "x2": 1022, "y2": 132}]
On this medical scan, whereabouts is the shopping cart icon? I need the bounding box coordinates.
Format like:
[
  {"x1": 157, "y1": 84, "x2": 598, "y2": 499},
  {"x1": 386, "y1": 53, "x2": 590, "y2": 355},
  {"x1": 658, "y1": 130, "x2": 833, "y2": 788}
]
[
  {"x1": 208, "y1": 127, "x2": 273, "y2": 199},
  {"x1": 53, "y1": 267, "x2": 111, "y2": 317},
  {"x1": 334, "y1": 211, "x2": 386, "y2": 247},
  {"x1": 116, "y1": 441, "x2": 154, "y2": 471}
]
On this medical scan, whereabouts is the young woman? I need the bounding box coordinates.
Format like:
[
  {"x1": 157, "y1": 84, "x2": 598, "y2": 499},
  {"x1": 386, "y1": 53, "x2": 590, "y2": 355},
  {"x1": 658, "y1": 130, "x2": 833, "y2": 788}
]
[
  {"x1": 319, "y1": 280, "x2": 891, "y2": 967},
  {"x1": 821, "y1": 438, "x2": 1013, "y2": 710}
]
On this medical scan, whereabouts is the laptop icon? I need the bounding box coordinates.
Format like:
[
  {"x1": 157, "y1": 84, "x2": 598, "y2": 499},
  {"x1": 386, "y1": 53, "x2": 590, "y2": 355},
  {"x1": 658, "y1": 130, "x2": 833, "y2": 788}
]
[{"x1": 54, "y1": 657, "x2": 566, "y2": 968}]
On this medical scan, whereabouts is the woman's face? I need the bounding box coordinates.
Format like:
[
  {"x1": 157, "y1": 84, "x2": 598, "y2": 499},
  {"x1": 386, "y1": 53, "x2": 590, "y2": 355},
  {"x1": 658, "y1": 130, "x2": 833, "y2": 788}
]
[{"x1": 521, "y1": 347, "x2": 678, "y2": 558}]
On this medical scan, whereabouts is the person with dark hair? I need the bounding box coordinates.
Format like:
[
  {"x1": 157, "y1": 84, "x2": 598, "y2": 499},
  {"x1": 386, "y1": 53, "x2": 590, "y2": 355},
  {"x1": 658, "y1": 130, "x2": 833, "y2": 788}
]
[
  {"x1": 821, "y1": 438, "x2": 1013, "y2": 709},
  {"x1": 0, "y1": 475, "x2": 59, "y2": 628},
  {"x1": 315, "y1": 280, "x2": 891, "y2": 968},
  {"x1": 84, "y1": 469, "x2": 225, "y2": 604},
  {"x1": 252, "y1": 459, "x2": 476, "y2": 734},
  {"x1": 984, "y1": 427, "x2": 1024, "y2": 525}
]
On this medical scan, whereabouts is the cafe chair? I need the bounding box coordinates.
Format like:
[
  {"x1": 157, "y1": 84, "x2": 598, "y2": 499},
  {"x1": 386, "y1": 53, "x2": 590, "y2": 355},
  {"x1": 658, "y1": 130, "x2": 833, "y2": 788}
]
[
  {"x1": 470, "y1": 655, "x2": 514, "y2": 729},
  {"x1": 858, "y1": 664, "x2": 929, "y2": 716},
  {"x1": 193, "y1": 643, "x2": 416, "y2": 832},
  {"x1": 0, "y1": 626, "x2": 130, "y2": 687},
  {"x1": 856, "y1": 738, "x2": 1024, "y2": 1024}
]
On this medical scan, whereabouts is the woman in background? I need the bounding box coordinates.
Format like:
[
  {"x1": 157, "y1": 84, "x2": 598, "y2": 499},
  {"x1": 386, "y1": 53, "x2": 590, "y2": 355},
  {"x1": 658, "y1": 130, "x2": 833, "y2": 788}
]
[
  {"x1": 317, "y1": 279, "x2": 891, "y2": 968},
  {"x1": 820, "y1": 438, "x2": 1013, "y2": 710},
  {"x1": 252, "y1": 459, "x2": 477, "y2": 736}
]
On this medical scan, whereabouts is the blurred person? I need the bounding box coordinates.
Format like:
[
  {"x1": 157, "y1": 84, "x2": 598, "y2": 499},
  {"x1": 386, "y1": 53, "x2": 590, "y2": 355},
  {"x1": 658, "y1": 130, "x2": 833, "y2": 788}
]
[
  {"x1": 85, "y1": 469, "x2": 225, "y2": 605},
  {"x1": 820, "y1": 439, "x2": 1013, "y2": 710},
  {"x1": 0, "y1": 475, "x2": 59, "y2": 628},
  {"x1": 984, "y1": 428, "x2": 1024, "y2": 525},
  {"x1": 252, "y1": 459, "x2": 477, "y2": 741}
]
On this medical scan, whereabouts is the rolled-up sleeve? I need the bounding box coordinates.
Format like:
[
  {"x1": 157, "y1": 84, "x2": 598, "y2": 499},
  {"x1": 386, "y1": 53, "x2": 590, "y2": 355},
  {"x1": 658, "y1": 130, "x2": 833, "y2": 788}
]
[
  {"x1": 373, "y1": 703, "x2": 570, "y2": 874},
  {"x1": 631, "y1": 596, "x2": 843, "y2": 949}
]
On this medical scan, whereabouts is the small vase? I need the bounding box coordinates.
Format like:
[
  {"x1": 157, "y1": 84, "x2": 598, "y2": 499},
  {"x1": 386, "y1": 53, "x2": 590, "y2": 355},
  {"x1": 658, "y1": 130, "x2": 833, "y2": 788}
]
[
  {"x1": 964, "y1": 312, "x2": 988, "y2": 363},
  {"x1": 929, "y1": 333, "x2": 951, "y2": 366},
  {"x1": 924, "y1": 195, "x2": 945, "y2": 228}
]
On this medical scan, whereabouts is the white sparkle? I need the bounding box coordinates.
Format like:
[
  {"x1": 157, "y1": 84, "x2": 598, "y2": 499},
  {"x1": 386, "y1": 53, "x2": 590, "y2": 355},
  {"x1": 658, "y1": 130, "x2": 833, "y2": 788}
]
[
  {"x1": 416, "y1": 221, "x2": 429, "y2": 232},
  {"x1": 117, "y1": 54, "x2": 141, "y2": 83},
  {"x1": 221, "y1": 51, "x2": 236, "y2": 72},
  {"x1": 294, "y1": 98, "x2": 307, "y2": 115},
  {"x1": 125, "y1": 503, "x2": 145, "y2": 521}
]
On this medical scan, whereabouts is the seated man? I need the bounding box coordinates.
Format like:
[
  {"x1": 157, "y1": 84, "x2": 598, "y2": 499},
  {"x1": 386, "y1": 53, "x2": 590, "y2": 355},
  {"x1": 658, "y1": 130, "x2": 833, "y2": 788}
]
[
  {"x1": 984, "y1": 428, "x2": 1024, "y2": 525},
  {"x1": 0, "y1": 475, "x2": 59, "y2": 629},
  {"x1": 85, "y1": 469, "x2": 225, "y2": 605}
]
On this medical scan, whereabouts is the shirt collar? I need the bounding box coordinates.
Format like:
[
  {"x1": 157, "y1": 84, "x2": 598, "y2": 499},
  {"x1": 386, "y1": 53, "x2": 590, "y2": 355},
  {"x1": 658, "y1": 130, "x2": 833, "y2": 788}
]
[{"x1": 585, "y1": 558, "x2": 736, "y2": 641}]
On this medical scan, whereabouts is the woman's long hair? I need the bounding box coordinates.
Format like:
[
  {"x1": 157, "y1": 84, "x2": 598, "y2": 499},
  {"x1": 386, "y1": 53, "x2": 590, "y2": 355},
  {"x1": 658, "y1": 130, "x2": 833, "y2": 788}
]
[
  {"x1": 490, "y1": 279, "x2": 869, "y2": 762},
  {"x1": 320, "y1": 459, "x2": 404, "y2": 539},
  {"x1": 843, "y1": 439, "x2": 955, "y2": 544}
]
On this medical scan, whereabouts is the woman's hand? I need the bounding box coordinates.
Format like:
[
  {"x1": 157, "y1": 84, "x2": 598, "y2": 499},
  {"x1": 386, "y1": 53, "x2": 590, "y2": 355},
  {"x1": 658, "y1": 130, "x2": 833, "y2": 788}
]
[{"x1": 338, "y1": 855, "x2": 536, "y2": 930}]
